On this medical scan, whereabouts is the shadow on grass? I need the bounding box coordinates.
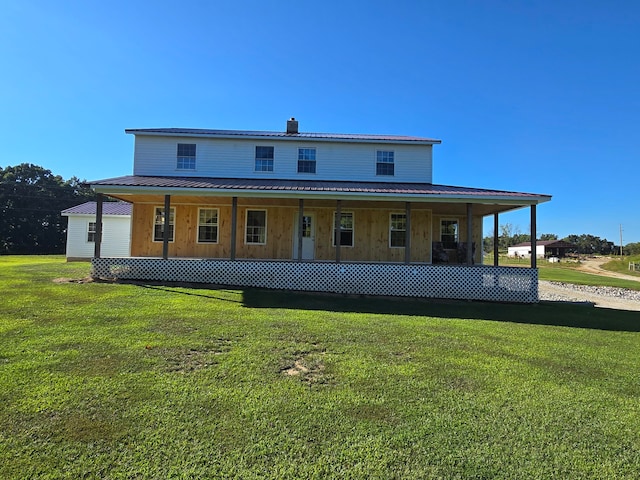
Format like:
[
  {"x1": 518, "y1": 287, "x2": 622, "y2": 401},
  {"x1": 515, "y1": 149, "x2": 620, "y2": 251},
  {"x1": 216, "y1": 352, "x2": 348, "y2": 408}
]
[
  {"x1": 110, "y1": 279, "x2": 640, "y2": 332},
  {"x1": 241, "y1": 288, "x2": 640, "y2": 333}
]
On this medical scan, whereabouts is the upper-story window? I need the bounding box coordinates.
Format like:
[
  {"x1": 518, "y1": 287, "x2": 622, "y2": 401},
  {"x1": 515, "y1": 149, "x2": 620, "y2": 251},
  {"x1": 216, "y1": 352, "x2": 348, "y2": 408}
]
[
  {"x1": 376, "y1": 150, "x2": 394, "y2": 176},
  {"x1": 297, "y1": 148, "x2": 316, "y2": 173},
  {"x1": 255, "y1": 146, "x2": 274, "y2": 172},
  {"x1": 177, "y1": 144, "x2": 196, "y2": 170}
]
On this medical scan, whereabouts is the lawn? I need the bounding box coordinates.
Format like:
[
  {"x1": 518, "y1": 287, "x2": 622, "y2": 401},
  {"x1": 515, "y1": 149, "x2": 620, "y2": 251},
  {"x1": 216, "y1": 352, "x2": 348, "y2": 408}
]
[{"x1": 1, "y1": 256, "x2": 640, "y2": 479}]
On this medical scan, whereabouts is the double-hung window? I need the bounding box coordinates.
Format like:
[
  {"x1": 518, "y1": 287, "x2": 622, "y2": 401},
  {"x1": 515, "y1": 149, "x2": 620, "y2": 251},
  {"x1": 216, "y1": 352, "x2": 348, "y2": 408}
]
[
  {"x1": 255, "y1": 146, "x2": 274, "y2": 172},
  {"x1": 87, "y1": 222, "x2": 97, "y2": 242},
  {"x1": 297, "y1": 148, "x2": 316, "y2": 173},
  {"x1": 376, "y1": 150, "x2": 394, "y2": 176},
  {"x1": 177, "y1": 144, "x2": 196, "y2": 170},
  {"x1": 153, "y1": 207, "x2": 175, "y2": 242},
  {"x1": 441, "y1": 219, "x2": 459, "y2": 249},
  {"x1": 332, "y1": 212, "x2": 354, "y2": 247},
  {"x1": 198, "y1": 208, "x2": 219, "y2": 243},
  {"x1": 245, "y1": 210, "x2": 267, "y2": 244},
  {"x1": 389, "y1": 213, "x2": 406, "y2": 247}
]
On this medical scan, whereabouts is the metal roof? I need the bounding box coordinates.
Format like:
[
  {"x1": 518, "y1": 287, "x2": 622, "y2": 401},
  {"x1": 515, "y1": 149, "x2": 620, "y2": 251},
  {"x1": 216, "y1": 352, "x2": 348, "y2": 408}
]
[
  {"x1": 61, "y1": 201, "x2": 132, "y2": 216},
  {"x1": 90, "y1": 176, "x2": 551, "y2": 204},
  {"x1": 124, "y1": 128, "x2": 441, "y2": 145}
]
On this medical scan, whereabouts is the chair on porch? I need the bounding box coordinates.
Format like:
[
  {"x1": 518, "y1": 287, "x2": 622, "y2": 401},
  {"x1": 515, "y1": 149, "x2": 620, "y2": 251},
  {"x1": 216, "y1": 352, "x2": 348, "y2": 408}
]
[
  {"x1": 457, "y1": 242, "x2": 476, "y2": 264},
  {"x1": 432, "y1": 242, "x2": 449, "y2": 263}
]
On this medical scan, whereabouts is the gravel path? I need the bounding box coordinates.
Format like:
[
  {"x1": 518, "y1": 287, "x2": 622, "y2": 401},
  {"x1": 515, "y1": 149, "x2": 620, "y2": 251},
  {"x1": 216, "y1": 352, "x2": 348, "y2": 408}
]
[{"x1": 538, "y1": 281, "x2": 640, "y2": 312}]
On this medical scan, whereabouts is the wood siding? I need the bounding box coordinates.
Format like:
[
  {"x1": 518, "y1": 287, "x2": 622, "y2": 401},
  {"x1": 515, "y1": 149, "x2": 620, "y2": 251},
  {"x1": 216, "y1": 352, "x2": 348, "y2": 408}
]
[
  {"x1": 132, "y1": 136, "x2": 433, "y2": 184},
  {"x1": 130, "y1": 200, "x2": 436, "y2": 262}
]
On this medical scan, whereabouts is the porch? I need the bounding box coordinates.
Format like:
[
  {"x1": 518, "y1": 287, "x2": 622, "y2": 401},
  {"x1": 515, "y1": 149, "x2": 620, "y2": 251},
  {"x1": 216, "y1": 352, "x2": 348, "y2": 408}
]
[{"x1": 91, "y1": 257, "x2": 538, "y2": 303}]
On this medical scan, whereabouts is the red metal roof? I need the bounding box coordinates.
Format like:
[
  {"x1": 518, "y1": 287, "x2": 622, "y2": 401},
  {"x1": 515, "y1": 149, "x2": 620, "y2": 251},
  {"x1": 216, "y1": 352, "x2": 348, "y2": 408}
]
[
  {"x1": 90, "y1": 176, "x2": 550, "y2": 202},
  {"x1": 61, "y1": 201, "x2": 132, "y2": 216},
  {"x1": 124, "y1": 128, "x2": 441, "y2": 144}
]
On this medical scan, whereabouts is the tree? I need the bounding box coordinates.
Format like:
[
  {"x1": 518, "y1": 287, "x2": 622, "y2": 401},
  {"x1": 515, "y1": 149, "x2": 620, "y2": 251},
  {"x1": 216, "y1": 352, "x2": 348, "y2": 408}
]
[
  {"x1": 624, "y1": 242, "x2": 640, "y2": 256},
  {"x1": 563, "y1": 234, "x2": 615, "y2": 255},
  {"x1": 540, "y1": 233, "x2": 558, "y2": 241},
  {"x1": 0, "y1": 164, "x2": 96, "y2": 254}
]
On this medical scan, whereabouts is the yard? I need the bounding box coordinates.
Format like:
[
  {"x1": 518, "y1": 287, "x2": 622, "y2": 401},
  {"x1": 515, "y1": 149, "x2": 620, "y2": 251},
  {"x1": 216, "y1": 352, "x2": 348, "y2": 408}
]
[{"x1": 1, "y1": 256, "x2": 639, "y2": 478}]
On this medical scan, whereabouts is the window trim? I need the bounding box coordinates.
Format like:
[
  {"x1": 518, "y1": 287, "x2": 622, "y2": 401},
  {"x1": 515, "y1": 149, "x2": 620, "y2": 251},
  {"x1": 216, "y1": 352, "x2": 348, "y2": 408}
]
[
  {"x1": 254, "y1": 146, "x2": 275, "y2": 173},
  {"x1": 389, "y1": 213, "x2": 407, "y2": 248},
  {"x1": 176, "y1": 143, "x2": 196, "y2": 170},
  {"x1": 153, "y1": 206, "x2": 176, "y2": 243},
  {"x1": 440, "y1": 218, "x2": 459, "y2": 249},
  {"x1": 376, "y1": 150, "x2": 395, "y2": 176},
  {"x1": 245, "y1": 209, "x2": 267, "y2": 245},
  {"x1": 196, "y1": 208, "x2": 219, "y2": 244},
  {"x1": 297, "y1": 147, "x2": 317, "y2": 174},
  {"x1": 332, "y1": 211, "x2": 354, "y2": 247}
]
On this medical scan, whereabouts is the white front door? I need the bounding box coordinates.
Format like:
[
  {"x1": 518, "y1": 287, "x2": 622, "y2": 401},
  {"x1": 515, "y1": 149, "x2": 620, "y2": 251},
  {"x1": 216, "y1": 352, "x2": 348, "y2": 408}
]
[{"x1": 293, "y1": 213, "x2": 315, "y2": 260}]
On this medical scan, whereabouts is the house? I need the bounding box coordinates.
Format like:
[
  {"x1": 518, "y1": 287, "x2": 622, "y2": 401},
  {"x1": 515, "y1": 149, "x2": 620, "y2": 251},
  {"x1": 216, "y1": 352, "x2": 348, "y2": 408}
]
[
  {"x1": 89, "y1": 118, "x2": 551, "y2": 303},
  {"x1": 508, "y1": 240, "x2": 576, "y2": 259},
  {"x1": 61, "y1": 201, "x2": 131, "y2": 260}
]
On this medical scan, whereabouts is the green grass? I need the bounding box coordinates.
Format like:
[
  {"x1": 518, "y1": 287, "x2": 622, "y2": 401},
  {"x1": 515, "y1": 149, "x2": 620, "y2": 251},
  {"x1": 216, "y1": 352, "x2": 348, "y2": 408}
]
[
  {"x1": 602, "y1": 255, "x2": 640, "y2": 278},
  {"x1": 484, "y1": 253, "x2": 640, "y2": 290},
  {"x1": 1, "y1": 256, "x2": 640, "y2": 478}
]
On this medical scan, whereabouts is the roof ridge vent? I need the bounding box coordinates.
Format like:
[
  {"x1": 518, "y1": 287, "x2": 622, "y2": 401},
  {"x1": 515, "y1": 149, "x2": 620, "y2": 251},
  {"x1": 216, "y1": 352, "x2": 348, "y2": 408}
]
[{"x1": 286, "y1": 117, "x2": 299, "y2": 134}]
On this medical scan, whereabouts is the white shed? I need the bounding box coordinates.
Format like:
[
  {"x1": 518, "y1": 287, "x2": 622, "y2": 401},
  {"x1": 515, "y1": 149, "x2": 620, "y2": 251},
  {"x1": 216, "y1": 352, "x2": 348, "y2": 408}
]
[{"x1": 61, "y1": 202, "x2": 131, "y2": 261}]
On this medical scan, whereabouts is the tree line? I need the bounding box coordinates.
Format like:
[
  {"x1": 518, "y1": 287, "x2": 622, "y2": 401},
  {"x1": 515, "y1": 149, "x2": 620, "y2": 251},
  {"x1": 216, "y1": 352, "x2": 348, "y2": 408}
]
[
  {"x1": 483, "y1": 222, "x2": 640, "y2": 256},
  {"x1": 0, "y1": 164, "x2": 95, "y2": 254}
]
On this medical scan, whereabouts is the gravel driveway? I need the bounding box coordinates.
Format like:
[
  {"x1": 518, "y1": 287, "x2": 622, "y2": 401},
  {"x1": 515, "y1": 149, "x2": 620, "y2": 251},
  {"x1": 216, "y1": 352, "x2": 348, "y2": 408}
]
[{"x1": 539, "y1": 281, "x2": 640, "y2": 312}]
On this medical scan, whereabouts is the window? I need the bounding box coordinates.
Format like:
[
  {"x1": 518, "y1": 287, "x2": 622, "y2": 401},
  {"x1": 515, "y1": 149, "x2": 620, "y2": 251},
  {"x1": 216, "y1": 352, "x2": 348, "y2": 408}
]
[
  {"x1": 376, "y1": 150, "x2": 394, "y2": 176},
  {"x1": 390, "y1": 213, "x2": 406, "y2": 247},
  {"x1": 255, "y1": 146, "x2": 274, "y2": 172},
  {"x1": 441, "y1": 219, "x2": 458, "y2": 249},
  {"x1": 154, "y1": 207, "x2": 175, "y2": 242},
  {"x1": 297, "y1": 148, "x2": 316, "y2": 173},
  {"x1": 87, "y1": 222, "x2": 98, "y2": 242},
  {"x1": 245, "y1": 210, "x2": 267, "y2": 244},
  {"x1": 177, "y1": 143, "x2": 196, "y2": 170},
  {"x1": 198, "y1": 208, "x2": 218, "y2": 243},
  {"x1": 332, "y1": 212, "x2": 354, "y2": 247}
]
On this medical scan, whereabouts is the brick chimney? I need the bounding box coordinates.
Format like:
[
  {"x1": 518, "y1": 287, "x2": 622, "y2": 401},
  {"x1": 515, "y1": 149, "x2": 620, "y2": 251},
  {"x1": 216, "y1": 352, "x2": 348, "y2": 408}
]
[{"x1": 286, "y1": 117, "x2": 299, "y2": 134}]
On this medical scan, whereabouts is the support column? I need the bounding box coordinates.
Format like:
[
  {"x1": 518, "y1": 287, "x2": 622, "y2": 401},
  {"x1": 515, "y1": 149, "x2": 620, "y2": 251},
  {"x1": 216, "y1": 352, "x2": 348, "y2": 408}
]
[
  {"x1": 530, "y1": 204, "x2": 537, "y2": 269},
  {"x1": 466, "y1": 203, "x2": 473, "y2": 265},
  {"x1": 405, "y1": 202, "x2": 411, "y2": 264},
  {"x1": 162, "y1": 194, "x2": 171, "y2": 260},
  {"x1": 297, "y1": 199, "x2": 304, "y2": 261},
  {"x1": 94, "y1": 193, "x2": 103, "y2": 259},
  {"x1": 230, "y1": 197, "x2": 238, "y2": 261},
  {"x1": 493, "y1": 213, "x2": 499, "y2": 266},
  {"x1": 335, "y1": 200, "x2": 341, "y2": 263}
]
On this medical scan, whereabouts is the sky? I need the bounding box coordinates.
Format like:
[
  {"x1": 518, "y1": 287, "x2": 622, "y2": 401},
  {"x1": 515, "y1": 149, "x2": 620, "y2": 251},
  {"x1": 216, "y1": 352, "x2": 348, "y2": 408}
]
[{"x1": 1, "y1": 0, "x2": 638, "y2": 244}]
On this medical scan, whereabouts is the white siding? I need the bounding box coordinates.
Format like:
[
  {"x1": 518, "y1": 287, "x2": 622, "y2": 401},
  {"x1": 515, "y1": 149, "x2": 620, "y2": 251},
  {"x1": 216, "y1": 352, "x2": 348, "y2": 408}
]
[
  {"x1": 65, "y1": 215, "x2": 131, "y2": 259},
  {"x1": 132, "y1": 136, "x2": 433, "y2": 183},
  {"x1": 507, "y1": 245, "x2": 545, "y2": 258}
]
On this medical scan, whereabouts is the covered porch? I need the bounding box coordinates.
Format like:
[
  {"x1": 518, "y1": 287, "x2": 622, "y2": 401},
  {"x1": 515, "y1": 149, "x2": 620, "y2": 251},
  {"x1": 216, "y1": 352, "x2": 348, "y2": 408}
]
[{"x1": 89, "y1": 176, "x2": 550, "y2": 303}]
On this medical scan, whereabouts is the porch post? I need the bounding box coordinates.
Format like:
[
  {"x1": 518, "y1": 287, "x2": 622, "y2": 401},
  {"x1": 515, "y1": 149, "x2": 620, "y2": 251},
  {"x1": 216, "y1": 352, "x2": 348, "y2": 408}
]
[
  {"x1": 335, "y1": 200, "x2": 341, "y2": 263},
  {"x1": 230, "y1": 197, "x2": 237, "y2": 261},
  {"x1": 530, "y1": 204, "x2": 537, "y2": 269},
  {"x1": 297, "y1": 199, "x2": 304, "y2": 261},
  {"x1": 94, "y1": 193, "x2": 103, "y2": 259},
  {"x1": 162, "y1": 194, "x2": 171, "y2": 260},
  {"x1": 466, "y1": 203, "x2": 473, "y2": 265},
  {"x1": 405, "y1": 202, "x2": 411, "y2": 264},
  {"x1": 493, "y1": 213, "x2": 499, "y2": 266}
]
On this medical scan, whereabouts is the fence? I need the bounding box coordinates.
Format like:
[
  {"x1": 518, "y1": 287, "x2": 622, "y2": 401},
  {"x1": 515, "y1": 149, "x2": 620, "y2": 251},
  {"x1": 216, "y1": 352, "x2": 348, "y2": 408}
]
[{"x1": 630, "y1": 262, "x2": 640, "y2": 272}]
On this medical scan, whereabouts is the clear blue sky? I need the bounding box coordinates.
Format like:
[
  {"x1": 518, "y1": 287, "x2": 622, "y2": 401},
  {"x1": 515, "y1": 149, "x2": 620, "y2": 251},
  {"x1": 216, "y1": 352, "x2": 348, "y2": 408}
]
[{"x1": 1, "y1": 1, "x2": 638, "y2": 244}]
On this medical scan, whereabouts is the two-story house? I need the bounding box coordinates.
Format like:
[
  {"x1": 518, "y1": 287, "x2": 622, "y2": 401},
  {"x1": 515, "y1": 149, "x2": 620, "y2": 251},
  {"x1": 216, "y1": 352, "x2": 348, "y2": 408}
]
[{"x1": 90, "y1": 118, "x2": 551, "y2": 303}]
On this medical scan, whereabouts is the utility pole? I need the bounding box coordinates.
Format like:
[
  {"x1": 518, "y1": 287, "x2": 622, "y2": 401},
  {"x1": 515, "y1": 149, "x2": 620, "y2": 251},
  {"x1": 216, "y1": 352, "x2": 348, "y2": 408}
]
[{"x1": 620, "y1": 224, "x2": 623, "y2": 257}]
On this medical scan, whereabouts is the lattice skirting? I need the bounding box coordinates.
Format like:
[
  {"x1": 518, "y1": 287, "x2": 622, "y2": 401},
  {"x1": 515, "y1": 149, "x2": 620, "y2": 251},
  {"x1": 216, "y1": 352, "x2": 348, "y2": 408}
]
[{"x1": 91, "y1": 258, "x2": 539, "y2": 303}]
